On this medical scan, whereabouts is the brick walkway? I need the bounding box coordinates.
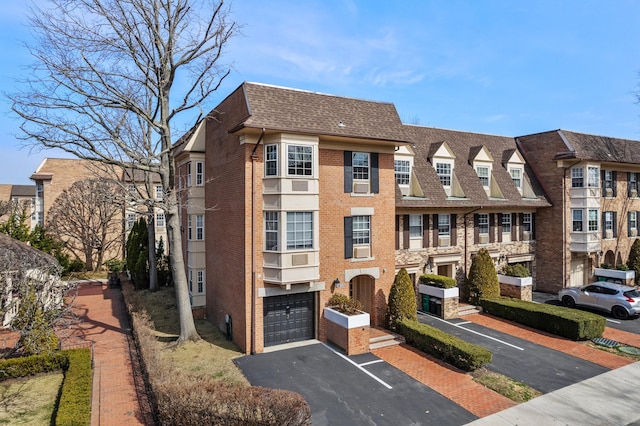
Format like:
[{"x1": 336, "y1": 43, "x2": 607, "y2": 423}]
[{"x1": 59, "y1": 281, "x2": 151, "y2": 426}]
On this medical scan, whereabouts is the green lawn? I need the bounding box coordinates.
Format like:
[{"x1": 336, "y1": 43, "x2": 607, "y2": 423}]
[{"x1": 0, "y1": 372, "x2": 64, "y2": 425}]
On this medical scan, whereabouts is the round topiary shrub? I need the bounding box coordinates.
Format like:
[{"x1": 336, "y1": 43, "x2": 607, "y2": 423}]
[
  {"x1": 386, "y1": 268, "x2": 417, "y2": 330},
  {"x1": 465, "y1": 248, "x2": 500, "y2": 305}
]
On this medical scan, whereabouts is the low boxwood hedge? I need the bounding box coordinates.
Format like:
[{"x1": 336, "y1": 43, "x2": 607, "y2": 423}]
[
  {"x1": 55, "y1": 348, "x2": 92, "y2": 426},
  {"x1": 396, "y1": 318, "x2": 491, "y2": 371},
  {"x1": 0, "y1": 352, "x2": 68, "y2": 381},
  {"x1": 418, "y1": 274, "x2": 457, "y2": 289},
  {"x1": 479, "y1": 297, "x2": 605, "y2": 341}
]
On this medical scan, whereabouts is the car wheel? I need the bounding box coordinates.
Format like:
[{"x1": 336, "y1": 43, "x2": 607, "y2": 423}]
[
  {"x1": 562, "y1": 296, "x2": 576, "y2": 308},
  {"x1": 612, "y1": 306, "x2": 629, "y2": 320}
]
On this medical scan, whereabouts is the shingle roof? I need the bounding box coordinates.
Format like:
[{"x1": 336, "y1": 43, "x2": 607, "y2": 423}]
[
  {"x1": 235, "y1": 82, "x2": 411, "y2": 144},
  {"x1": 557, "y1": 130, "x2": 640, "y2": 164},
  {"x1": 0, "y1": 233, "x2": 58, "y2": 271},
  {"x1": 10, "y1": 185, "x2": 35, "y2": 197},
  {"x1": 398, "y1": 125, "x2": 550, "y2": 208}
]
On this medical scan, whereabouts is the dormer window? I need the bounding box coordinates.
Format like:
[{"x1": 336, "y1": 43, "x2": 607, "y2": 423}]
[
  {"x1": 509, "y1": 168, "x2": 522, "y2": 189},
  {"x1": 476, "y1": 166, "x2": 490, "y2": 187},
  {"x1": 394, "y1": 160, "x2": 410, "y2": 185},
  {"x1": 436, "y1": 162, "x2": 451, "y2": 187}
]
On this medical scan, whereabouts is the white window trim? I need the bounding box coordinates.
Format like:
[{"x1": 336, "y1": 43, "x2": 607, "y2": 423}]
[
  {"x1": 196, "y1": 161, "x2": 204, "y2": 186},
  {"x1": 435, "y1": 161, "x2": 453, "y2": 188},
  {"x1": 195, "y1": 214, "x2": 204, "y2": 240},
  {"x1": 475, "y1": 164, "x2": 491, "y2": 188}
]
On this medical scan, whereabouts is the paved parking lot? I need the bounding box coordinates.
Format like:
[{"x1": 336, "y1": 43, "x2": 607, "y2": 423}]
[{"x1": 235, "y1": 341, "x2": 477, "y2": 426}]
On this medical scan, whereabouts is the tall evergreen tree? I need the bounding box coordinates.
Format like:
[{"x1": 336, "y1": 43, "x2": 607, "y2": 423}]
[
  {"x1": 386, "y1": 268, "x2": 417, "y2": 330},
  {"x1": 465, "y1": 248, "x2": 500, "y2": 305}
]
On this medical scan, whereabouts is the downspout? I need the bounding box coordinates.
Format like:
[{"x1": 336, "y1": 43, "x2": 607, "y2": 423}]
[
  {"x1": 250, "y1": 128, "x2": 266, "y2": 355},
  {"x1": 463, "y1": 207, "x2": 483, "y2": 275}
]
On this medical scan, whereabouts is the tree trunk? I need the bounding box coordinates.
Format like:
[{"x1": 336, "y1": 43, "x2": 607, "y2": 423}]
[
  {"x1": 84, "y1": 247, "x2": 94, "y2": 271},
  {"x1": 165, "y1": 190, "x2": 199, "y2": 342},
  {"x1": 147, "y1": 209, "x2": 158, "y2": 291}
]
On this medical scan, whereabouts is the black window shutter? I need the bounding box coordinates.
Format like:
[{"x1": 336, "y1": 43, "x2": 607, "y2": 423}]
[
  {"x1": 422, "y1": 214, "x2": 429, "y2": 248},
  {"x1": 498, "y1": 214, "x2": 503, "y2": 243},
  {"x1": 531, "y1": 213, "x2": 536, "y2": 240},
  {"x1": 395, "y1": 215, "x2": 400, "y2": 249},
  {"x1": 613, "y1": 212, "x2": 618, "y2": 238},
  {"x1": 344, "y1": 216, "x2": 353, "y2": 259},
  {"x1": 511, "y1": 213, "x2": 517, "y2": 241},
  {"x1": 602, "y1": 213, "x2": 606, "y2": 238},
  {"x1": 451, "y1": 214, "x2": 457, "y2": 246},
  {"x1": 601, "y1": 170, "x2": 606, "y2": 197},
  {"x1": 629, "y1": 212, "x2": 633, "y2": 237},
  {"x1": 432, "y1": 214, "x2": 438, "y2": 246},
  {"x1": 344, "y1": 151, "x2": 352, "y2": 193},
  {"x1": 371, "y1": 153, "x2": 379, "y2": 193},
  {"x1": 474, "y1": 214, "x2": 479, "y2": 243},
  {"x1": 612, "y1": 171, "x2": 617, "y2": 197},
  {"x1": 403, "y1": 215, "x2": 410, "y2": 249},
  {"x1": 519, "y1": 213, "x2": 524, "y2": 240}
]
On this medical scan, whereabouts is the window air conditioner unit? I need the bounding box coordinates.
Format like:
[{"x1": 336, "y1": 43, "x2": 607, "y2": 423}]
[
  {"x1": 353, "y1": 182, "x2": 369, "y2": 194},
  {"x1": 478, "y1": 234, "x2": 489, "y2": 244},
  {"x1": 438, "y1": 236, "x2": 450, "y2": 247},
  {"x1": 522, "y1": 231, "x2": 531, "y2": 241},
  {"x1": 604, "y1": 188, "x2": 613, "y2": 198},
  {"x1": 353, "y1": 246, "x2": 370, "y2": 259},
  {"x1": 605, "y1": 229, "x2": 614, "y2": 239},
  {"x1": 632, "y1": 228, "x2": 638, "y2": 237}
]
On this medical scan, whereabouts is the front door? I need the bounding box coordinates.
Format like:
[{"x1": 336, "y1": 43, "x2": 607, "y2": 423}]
[{"x1": 350, "y1": 275, "x2": 374, "y2": 313}]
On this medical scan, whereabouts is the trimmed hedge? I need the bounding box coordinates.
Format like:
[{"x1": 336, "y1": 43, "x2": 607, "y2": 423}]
[
  {"x1": 397, "y1": 318, "x2": 492, "y2": 371},
  {"x1": 479, "y1": 298, "x2": 605, "y2": 341},
  {"x1": 55, "y1": 348, "x2": 92, "y2": 426},
  {"x1": 0, "y1": 352, "x2": 68, "y2": 381},
  {"x1": 419, "y1": 274, "x2": 457, "y2": 289},
  {"x1": 154, "y1": 379, "x2": 311, "y2": 425}
]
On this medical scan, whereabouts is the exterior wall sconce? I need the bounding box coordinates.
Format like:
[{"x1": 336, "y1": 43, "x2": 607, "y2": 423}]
[{"x1": 333, "y1": 278, "x2": 345, "y2": 288}]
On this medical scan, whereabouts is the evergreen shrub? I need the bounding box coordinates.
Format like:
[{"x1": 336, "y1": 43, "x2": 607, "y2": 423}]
[{"x1": 386, "y1": 268, "x2": 417, "y2": 330}]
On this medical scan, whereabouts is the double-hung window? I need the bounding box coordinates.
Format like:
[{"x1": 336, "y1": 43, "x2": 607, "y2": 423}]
[
  {"x1": 476, "y1": 166, "x2": 489, "y2": 187},
  {"x1": 353, "y1": 216, "x2": 371, "y2": 245},
  {"x1": 509, "y1": 168, "x2": 522, "y2": 188},
  {"x1": 265, "y1": 211, "x2": 279, "y2": 251},
  {"x1": 394, "y1": 160, "x2": 410, "y2": 185},
  {"x1": 588, "y1": 210, "x2": 598, "y2": 231},
  {"x1": 187, "y1": 215, "x2": 192, "y2": 240},
  {"x1": 604, "y1": 211, "x2": 614, "y2": 233},
  {"x1": 288, "y1": 145, "x2": 312, "y2": 176},
  {"x1": 522, "y1": 213, "x2": 532, "y2": 232},
  {"x1": 187, "y1": 162, "x2": 192, "y2": 187},
  {"x1": 629, "y1": 211, "x2": 637, "y2": 236},
  {"x1": 501, "y1": 213, "x2": 512, "y2": 233},
  {"x1": 587, "y1": 166, "x2": 599, "y2": 188},
  {"x1": 265, "y1": 144, "x2": 278, "y2": 176},
  {"x1": 353, "y1": 152, "x2": 370, "y2": 181},
  {"x1": 436, "y1": 163, "x2": 451, "y2": 187},
  {"x1": 409, "y1": 214, "x2": 422, "y2": 239},
  {"x1": 603, "y1": 171, "x2": 613, "y2": 191},
  {"x1": 572, "y1": 209, "x2": 583, "y2": 232},
  {"x1": 630, "y1": 173, "x2": 639, "y2": 196},
  {"x1": 478, "y1": 213, "x2": 489, "y2": 235},
  {"x1": 156, "y1": 212, "x2": 165, "y2": 227},
  {"x1": 286, "y1": 212, "x2": 313, "y2": 249},
  {"x1": 195, "y1": 214, "x2": 204, "y2": 240},
  {"x1": 438, "y1": 214, "x2": 450, "y2": 236},
  {"x1": 196, "y1": 270, "x2": 204, "y2": 293},
  {"x1": 196, "y1": 161, "x2": 204, "y2": 186},
  {"x1": 155, "y1": 185, "x2": 163, "y2": 200},
  {"x1": 127, "y1": 213, "x2": 136, "y2": 230},
  {"x1": 571, "y1": 168, "x2": 584, "y2": 188}
]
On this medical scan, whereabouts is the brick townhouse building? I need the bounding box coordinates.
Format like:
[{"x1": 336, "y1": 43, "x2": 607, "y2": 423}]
[
  {"x1": 175, "y1": 82, "x2": 409, "y2": 354},
  {"x1": 517, "y1": 130, "x2": 640, "y2": 293},
  {"x1": 395, "y1": 126, "x2": 550, "y2": 289}
]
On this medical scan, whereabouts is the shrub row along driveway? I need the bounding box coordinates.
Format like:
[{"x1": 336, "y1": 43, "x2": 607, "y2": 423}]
[{"x1": 235, "y1": 342, "x2": 477, "y2": 426}]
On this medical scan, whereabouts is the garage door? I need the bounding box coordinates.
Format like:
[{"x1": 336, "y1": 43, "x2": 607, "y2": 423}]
[{"x1": 263, "y1": 292, "x2": 315, "y2": 347}]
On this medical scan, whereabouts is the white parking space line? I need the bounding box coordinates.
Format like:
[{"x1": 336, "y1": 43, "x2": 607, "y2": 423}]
[
  {"x1": 322, "y1": 343, "x2": 393, "y2": 389},
  {"x1": 606, "y1": 318, "x2": 622, "y2": 324},
  {"x1": 359, "y1": 359, "x2": 385, "y2": 367},
  {"x1": 423, "y1": 313, "x2": 524, "y2": 351},
  {"x1": 456, "y1": 321, "x2": 472, "y2": 325}
]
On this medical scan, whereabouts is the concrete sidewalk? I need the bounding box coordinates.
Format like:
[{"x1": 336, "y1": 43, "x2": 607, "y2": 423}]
[{"x1": 466, "y1": 361, "x2": 640, "y2": 425}]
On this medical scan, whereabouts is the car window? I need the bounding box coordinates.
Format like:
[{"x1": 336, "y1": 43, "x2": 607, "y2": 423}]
[
  {"x1": 600, "y1": 287, "x2": 618, "y2": 295},
  {"x1": 623, "y1": 290, "x2": 640, "y2": 298},
  {"x1": 583, "y1": 285, "x2": 599, "y2": 293}
]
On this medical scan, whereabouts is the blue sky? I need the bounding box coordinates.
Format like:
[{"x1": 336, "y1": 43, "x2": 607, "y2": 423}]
[{"x1": 2, "y1": 0, "x2": 640, "y2": 184}]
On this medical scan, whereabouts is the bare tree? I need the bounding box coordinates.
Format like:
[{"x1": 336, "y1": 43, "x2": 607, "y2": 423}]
[
  {"x1": 10, "y1": 0, "x2": 236, "y2": 342},
  {"x1": 47, "y1": 178, "x2": 123, "y2": 271}
]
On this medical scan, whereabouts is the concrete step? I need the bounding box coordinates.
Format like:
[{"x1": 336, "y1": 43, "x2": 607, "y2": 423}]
[
  {"x1": 458, "y1": 304, "x2": 481, "y2": 316},
  {"x1": 369, "y1": 335, "x2": 405, "y2": 350}
]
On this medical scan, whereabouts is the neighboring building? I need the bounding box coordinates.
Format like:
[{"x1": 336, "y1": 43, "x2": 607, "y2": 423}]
[
  {"x1": 177, "y1": 82, "x2": 410, "y2": 354},
  {"x1": 517, "y1": 130, "x2": 640, "y2": 293},
  {"x1": 0, "y1": 233, "x2": 64, "y2": 327},
  {"x1": 0, "y1": 184, "x2": 36, "y2": 229},
  {"x1": 395, "y1": 126, "x2": 550, "y2": 291}
]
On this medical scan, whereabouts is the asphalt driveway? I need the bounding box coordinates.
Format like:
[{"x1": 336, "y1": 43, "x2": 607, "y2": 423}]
[
  {"x1": 417, "y1": 312, "x2": 610, "y2": 393},
  {"x1": 235, "y1": 342, "x2": 477, "y2": 426}
]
